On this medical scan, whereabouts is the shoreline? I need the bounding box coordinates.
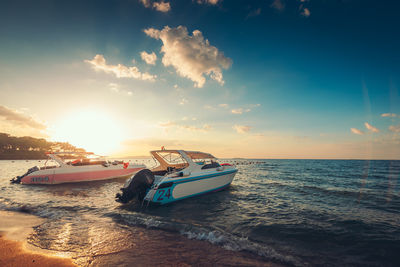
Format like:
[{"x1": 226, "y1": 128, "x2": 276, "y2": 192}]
[
  {"x1": 0, "y1": 210, "x2": 280, "y2": 266},
  {"x1": 0, "y1": 211, "x2": 76, "y2": 267}
]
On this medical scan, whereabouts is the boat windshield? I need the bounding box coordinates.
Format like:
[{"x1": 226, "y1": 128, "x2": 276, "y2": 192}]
[
  {"x1": 155, "y1": 151, "x2": 188, "y2": 166},
  {"x1": 150, "y1": 151, "x2": 189, "y2": 175},
  {"x1": 186, "y1": 151, "x2": 216, "y2": 160},
  {"x1": 185, "y1": 151, "x2": 216, "y2": 164},
  {"x1": 185, "y1": 151, "x2": 220, "y2": 169}
]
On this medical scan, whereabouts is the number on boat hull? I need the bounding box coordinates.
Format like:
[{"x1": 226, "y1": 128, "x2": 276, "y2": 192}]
[{"x1": 156, "y1": 188, "x2": 172, "y2": 202}]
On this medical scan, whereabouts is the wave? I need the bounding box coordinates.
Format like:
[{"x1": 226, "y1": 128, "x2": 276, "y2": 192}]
[{"x1": 108, "y1": 211, "x2": 304, "y2": 266}]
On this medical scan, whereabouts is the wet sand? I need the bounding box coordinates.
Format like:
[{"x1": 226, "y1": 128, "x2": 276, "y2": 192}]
[
  {"x1": 0, "y1": 236, "x2": 75, "y2": 267},
  {"x1": 0, "y1": 211, "x2": 75, "y2": 267},
  {"x1": 85, "y1": 226, "x2": 281, "y2": 267},
  {"x1": 0, "y1": 210, "x2": 281, "y2": 266}
]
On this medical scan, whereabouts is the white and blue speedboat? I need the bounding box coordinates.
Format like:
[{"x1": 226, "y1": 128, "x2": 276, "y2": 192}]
[{"x1": 116, "y1": 149, "x2": 237, "y2": 205}]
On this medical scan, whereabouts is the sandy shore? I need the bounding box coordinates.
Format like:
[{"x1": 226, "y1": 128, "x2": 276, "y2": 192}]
[
  {"x1": 0, "y1": 236, "x2": 75, "y2": 267},
  {"x1": 0, "y1": 210, "x2": 280, "y2": 266},
  {"x1": 0, "y1": 211, "x2": 75, "y2": 267}
]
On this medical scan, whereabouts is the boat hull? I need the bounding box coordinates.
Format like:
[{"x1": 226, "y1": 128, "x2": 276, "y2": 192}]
[
  {"x1": 145, "y1": 169, "x2": 237, "y2": 204},
  {"x1": 20, "y1": 165, "x2": 145, "y2": 184}
]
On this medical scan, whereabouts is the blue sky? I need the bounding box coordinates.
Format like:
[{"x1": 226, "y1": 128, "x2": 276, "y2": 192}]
[{"x1": 0, "y1": 0, "x2": 399, "y2": 159}]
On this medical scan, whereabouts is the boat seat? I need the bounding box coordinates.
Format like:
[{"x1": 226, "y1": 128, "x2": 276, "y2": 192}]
[{"x1": 201, "y1": 162, "x2": 221, "y2": 170}]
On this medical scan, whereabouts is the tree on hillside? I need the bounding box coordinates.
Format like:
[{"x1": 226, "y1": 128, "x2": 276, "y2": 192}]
[{"x1": 0, "y1": 132, "x2": 86, "y2": 158}]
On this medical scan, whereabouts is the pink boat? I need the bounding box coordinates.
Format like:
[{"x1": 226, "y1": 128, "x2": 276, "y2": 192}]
[{"x1": 11, "y1": 152, "x2": 145, "y2": 185}]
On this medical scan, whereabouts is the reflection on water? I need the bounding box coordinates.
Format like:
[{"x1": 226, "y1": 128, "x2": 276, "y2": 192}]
[{"x1": 0, "y1": 159, "x2": 399, "y2": 266}]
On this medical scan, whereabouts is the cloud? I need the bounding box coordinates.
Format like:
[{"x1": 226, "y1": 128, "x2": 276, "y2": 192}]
[
  {"x1": 271, "y1": 0, "x2": 285, "y2": 11},
  {"x1": 197, "y1": 0, "x2": 220, "y2": 5},
  {"x1": 144, "y1": 28, "x2": 160, "y2": 39},
  {"x1": 140, "y1": 51, "x2": 157, "y2": 65},
  {"x1": 231, "y1": 109, "x2": 241, "y2": 114},
  {"x1": 139, "y1": 0, "x2": 151, "y2": 8},
  {"x1": 159, "y1": 120, "x2": 212, "y2": 132},
  {"x1": 153, "y1": 1, "x2": 171, "y2": 12},
  {"x1": 231, "y1": 108, "x2": 251, "y2": 114},
  {"x1": 364, "y1": 122, "x2": 380, "y2": 133},
  {"x1": 85, "y1": 54, "x2": 156, "y2": 81},
  {"x1": 139, "y1": 0, "x2": 171, "y2": 12},
  {"x1": 231, "y1": 104, "x2": 260, "y2": 114},
  {"x1": 381, "y1": 113, "x2": 397, "y2": 118},
  {"x1": 300, "y1": 7, "x2": 310, "y2": 17},
  {"x1": 219, "y1": 103, "x2": 229, "y2": 108},
  {"x1": 389, "y1": 124, "x2": 400, "y2": 133},
  {"x1": 233, "y1": 125, "x2": 252, "y2": 134},
  {"x1": 0, "y1": 105, "x2": 46, "y2": 130},
  {"x1": 351, "y1": 128, "x2": 364, "y2": 135},
  {"x1": 144, "y1": 26, "x2": 232, "y2": 88}
]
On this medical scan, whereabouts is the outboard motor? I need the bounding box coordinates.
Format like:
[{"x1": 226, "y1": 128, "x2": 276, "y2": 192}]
[
  {"x1": 116, "y1": 169, "x2": 155, "y2": 203},
  {"x1": 10, "y1": 166, "x2": 40, "y2": 184}
]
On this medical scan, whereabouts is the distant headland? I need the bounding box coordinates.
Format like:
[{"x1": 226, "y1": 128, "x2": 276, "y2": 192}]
[{"x1": 0, "y1": 133, "x2": 86, "y2": 160}]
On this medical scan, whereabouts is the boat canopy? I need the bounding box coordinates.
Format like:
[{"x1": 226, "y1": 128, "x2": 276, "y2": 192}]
[
  {"x1": 149, "y1": 149, "x2": 218, "y2": 171},
  {"x1": 185, "y1": 151, "x2": 216, "y2": 160},
  {"x1": 150, "y1": 150, "x2": 216, "y2": 163}
]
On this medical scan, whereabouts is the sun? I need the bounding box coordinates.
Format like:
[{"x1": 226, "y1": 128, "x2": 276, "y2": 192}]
[{"x1": 51, "y1": 109, "x2": 125, "y2": 155}]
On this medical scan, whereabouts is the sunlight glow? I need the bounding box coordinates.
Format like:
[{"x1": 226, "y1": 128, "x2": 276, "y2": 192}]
[{"x1": 51, "y1": 110, "x2": 125, "y2": 155}]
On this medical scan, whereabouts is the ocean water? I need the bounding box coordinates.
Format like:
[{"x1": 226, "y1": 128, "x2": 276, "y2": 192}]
[{"x1": 0, "y1": 159, "x2": 399, "y2": 266}]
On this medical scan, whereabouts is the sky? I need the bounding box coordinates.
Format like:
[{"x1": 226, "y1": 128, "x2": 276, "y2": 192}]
[{"x1": 0, "y1": 0, "x2": 400, "y2": 159}]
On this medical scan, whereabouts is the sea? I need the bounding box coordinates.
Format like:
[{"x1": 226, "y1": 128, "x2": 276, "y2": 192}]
[{"x1": 0, "y1": 159, "x2": 399, "y2": 266}]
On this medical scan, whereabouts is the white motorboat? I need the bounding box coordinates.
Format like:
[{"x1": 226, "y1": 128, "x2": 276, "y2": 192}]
[
  {"x1": 116, "y1": 149, "x2": 237, "y2": 204},
  {"x1": 11, "y1": 152, "x2": 145, "y2": 184}
]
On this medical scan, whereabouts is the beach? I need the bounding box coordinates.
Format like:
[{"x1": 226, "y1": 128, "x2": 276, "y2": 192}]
[
  {"x1": 0, "y1": 210, "x2": 277, "y2": 267},
  {"x1": 0, "y1": 211, "x2": 75, "y2": 267},
  {"x1": 0, "y1": 236, "x2": 75, "y2": 267}
]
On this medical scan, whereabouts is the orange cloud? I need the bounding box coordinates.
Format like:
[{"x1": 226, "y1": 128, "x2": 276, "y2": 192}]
[
  {"x1": 351, "y1": 128, "x2": 364, "y2": 135},
  {"x1": 153, "y1": 1, "x2": 170, "y2": 12},
  {"x1": 301, "y1": 7, "x2": 310, "y2": 17},
  {"x1": 144, "y1": 26, "x2": 232, "y2": 88},
  {"x1": 364, "y1": 122, "x2": 380, "y2": 133},
  {"x1": 140, "y1": 51, "x2": 157, "y2": 65},
  {"x1": 381, "y1": 113, "x2": 397, "y2": 117},
  {"x1": 85, "y1": 54, "x2": 156, "y2": 81},
  {"x1": 197, "y1": 0, "x2": 219, "y2": 5},
  {"x1": 0, "y1": 105, "x2": 46, "y2": 130},
  {"x1": 233, "y1": 125, "x2": 252, "y2": 134}
]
